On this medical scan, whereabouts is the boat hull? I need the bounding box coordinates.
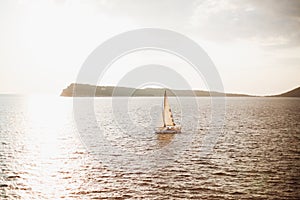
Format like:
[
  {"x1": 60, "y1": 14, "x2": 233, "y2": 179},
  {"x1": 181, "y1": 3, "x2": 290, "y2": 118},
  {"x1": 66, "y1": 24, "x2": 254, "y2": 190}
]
[{"x1": 155, "y1": 126, "x2": 181, "y2": 134}]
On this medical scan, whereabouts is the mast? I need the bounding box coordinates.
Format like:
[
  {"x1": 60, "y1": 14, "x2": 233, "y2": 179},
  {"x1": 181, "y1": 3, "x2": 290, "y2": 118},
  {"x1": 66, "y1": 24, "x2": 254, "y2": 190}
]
[{"x1": 162, "y1": 91, "x2": 166, "y2": 127}]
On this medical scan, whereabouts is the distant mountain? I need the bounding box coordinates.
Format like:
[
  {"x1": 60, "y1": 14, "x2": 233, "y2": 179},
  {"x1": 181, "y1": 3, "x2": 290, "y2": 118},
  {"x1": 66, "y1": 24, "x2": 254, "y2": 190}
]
[
  {"x1": 269, "y1": 87, "x2": 300, "y2": 97},
  {"x1": 60, "y1": 83, "x2": 252, "y2": 97}
]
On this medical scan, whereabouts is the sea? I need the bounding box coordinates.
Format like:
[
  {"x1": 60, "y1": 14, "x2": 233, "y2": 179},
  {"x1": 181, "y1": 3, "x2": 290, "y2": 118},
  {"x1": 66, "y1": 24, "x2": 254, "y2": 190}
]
[{"x1": 0, "y1": 95, "x2": 299, "y2": 199}]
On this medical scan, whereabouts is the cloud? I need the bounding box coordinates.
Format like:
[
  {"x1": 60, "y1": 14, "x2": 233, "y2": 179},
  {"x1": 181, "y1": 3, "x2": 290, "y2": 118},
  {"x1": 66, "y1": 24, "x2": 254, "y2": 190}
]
[
  {"x1": 189, "y1": 0, "x2": 300, "y2": 47},
  {"x1": 87, "y1": 0, "x2": 300, "y2": 48}
]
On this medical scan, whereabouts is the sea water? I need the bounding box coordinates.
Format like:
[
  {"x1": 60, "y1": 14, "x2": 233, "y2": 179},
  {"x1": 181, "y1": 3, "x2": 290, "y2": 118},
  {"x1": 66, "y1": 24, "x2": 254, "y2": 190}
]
[{"x1": 0, "y1": 95, "x2": 299, "y2": 199}]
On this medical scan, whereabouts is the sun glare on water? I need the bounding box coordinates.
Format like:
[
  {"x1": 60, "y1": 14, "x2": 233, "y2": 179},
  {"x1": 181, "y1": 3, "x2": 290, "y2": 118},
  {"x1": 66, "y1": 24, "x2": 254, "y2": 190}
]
[
  {"x1": 25, "y1": 95, "x2": 69, "y2": 158},
  {"x1": 16, "y1": 95, "x2": 81, "y2": 198}
]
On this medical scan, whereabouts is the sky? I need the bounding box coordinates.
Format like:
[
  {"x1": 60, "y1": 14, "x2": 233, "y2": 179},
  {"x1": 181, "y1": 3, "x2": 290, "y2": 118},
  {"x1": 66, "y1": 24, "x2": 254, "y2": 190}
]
[{"x1": 0, "y1": 0, "x2": 299, "y2": 95}]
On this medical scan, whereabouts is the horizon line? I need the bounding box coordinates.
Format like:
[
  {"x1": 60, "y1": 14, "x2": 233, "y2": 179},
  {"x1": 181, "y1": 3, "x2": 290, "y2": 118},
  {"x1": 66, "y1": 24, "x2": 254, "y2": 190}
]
[{"x1": 1, "y1": 84, "x2": 299, "y2": 97}]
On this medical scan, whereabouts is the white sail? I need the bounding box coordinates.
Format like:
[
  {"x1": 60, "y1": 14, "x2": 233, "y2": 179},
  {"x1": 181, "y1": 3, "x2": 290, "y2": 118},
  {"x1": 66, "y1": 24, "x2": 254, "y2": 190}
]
[
  {"x1": 163, "y1": 91, "x2": 175, "y2": 127},
  {"x1": 155, "y1": 90, "x2": 181, "y2": 134}
]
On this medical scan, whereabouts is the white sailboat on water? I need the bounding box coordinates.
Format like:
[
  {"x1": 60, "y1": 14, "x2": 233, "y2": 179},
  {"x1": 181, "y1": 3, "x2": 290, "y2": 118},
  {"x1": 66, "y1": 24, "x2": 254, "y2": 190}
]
[{"x1": 155, "y1": 91, "x2": 181, "y2": 134}]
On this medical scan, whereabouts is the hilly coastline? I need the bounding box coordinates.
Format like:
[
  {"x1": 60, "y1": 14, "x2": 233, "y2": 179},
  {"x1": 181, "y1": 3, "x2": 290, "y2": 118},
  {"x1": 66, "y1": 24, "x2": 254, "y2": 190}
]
[
  {"x1": 61, "y1": 83, "x2": 300, "y2": 97},
  {"x1": 60, "y1": 83, "x2": 252, "y2": 97},
  {"x1": 268, "y1": 87, "x2": 300, "y2": 97}
]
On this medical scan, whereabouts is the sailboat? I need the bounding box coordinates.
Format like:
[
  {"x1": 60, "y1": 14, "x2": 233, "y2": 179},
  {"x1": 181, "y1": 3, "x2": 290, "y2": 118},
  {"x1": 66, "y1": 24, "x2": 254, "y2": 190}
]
[{"x1": 155, "y1": 91, "x2": 181, "y2": 134}]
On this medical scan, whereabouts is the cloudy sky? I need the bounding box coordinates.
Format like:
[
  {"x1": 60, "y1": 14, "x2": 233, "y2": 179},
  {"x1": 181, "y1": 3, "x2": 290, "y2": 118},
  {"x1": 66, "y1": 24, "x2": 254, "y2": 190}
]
[{"x1": 0, "y1": 0, "x2": 299, "y2": 95}]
